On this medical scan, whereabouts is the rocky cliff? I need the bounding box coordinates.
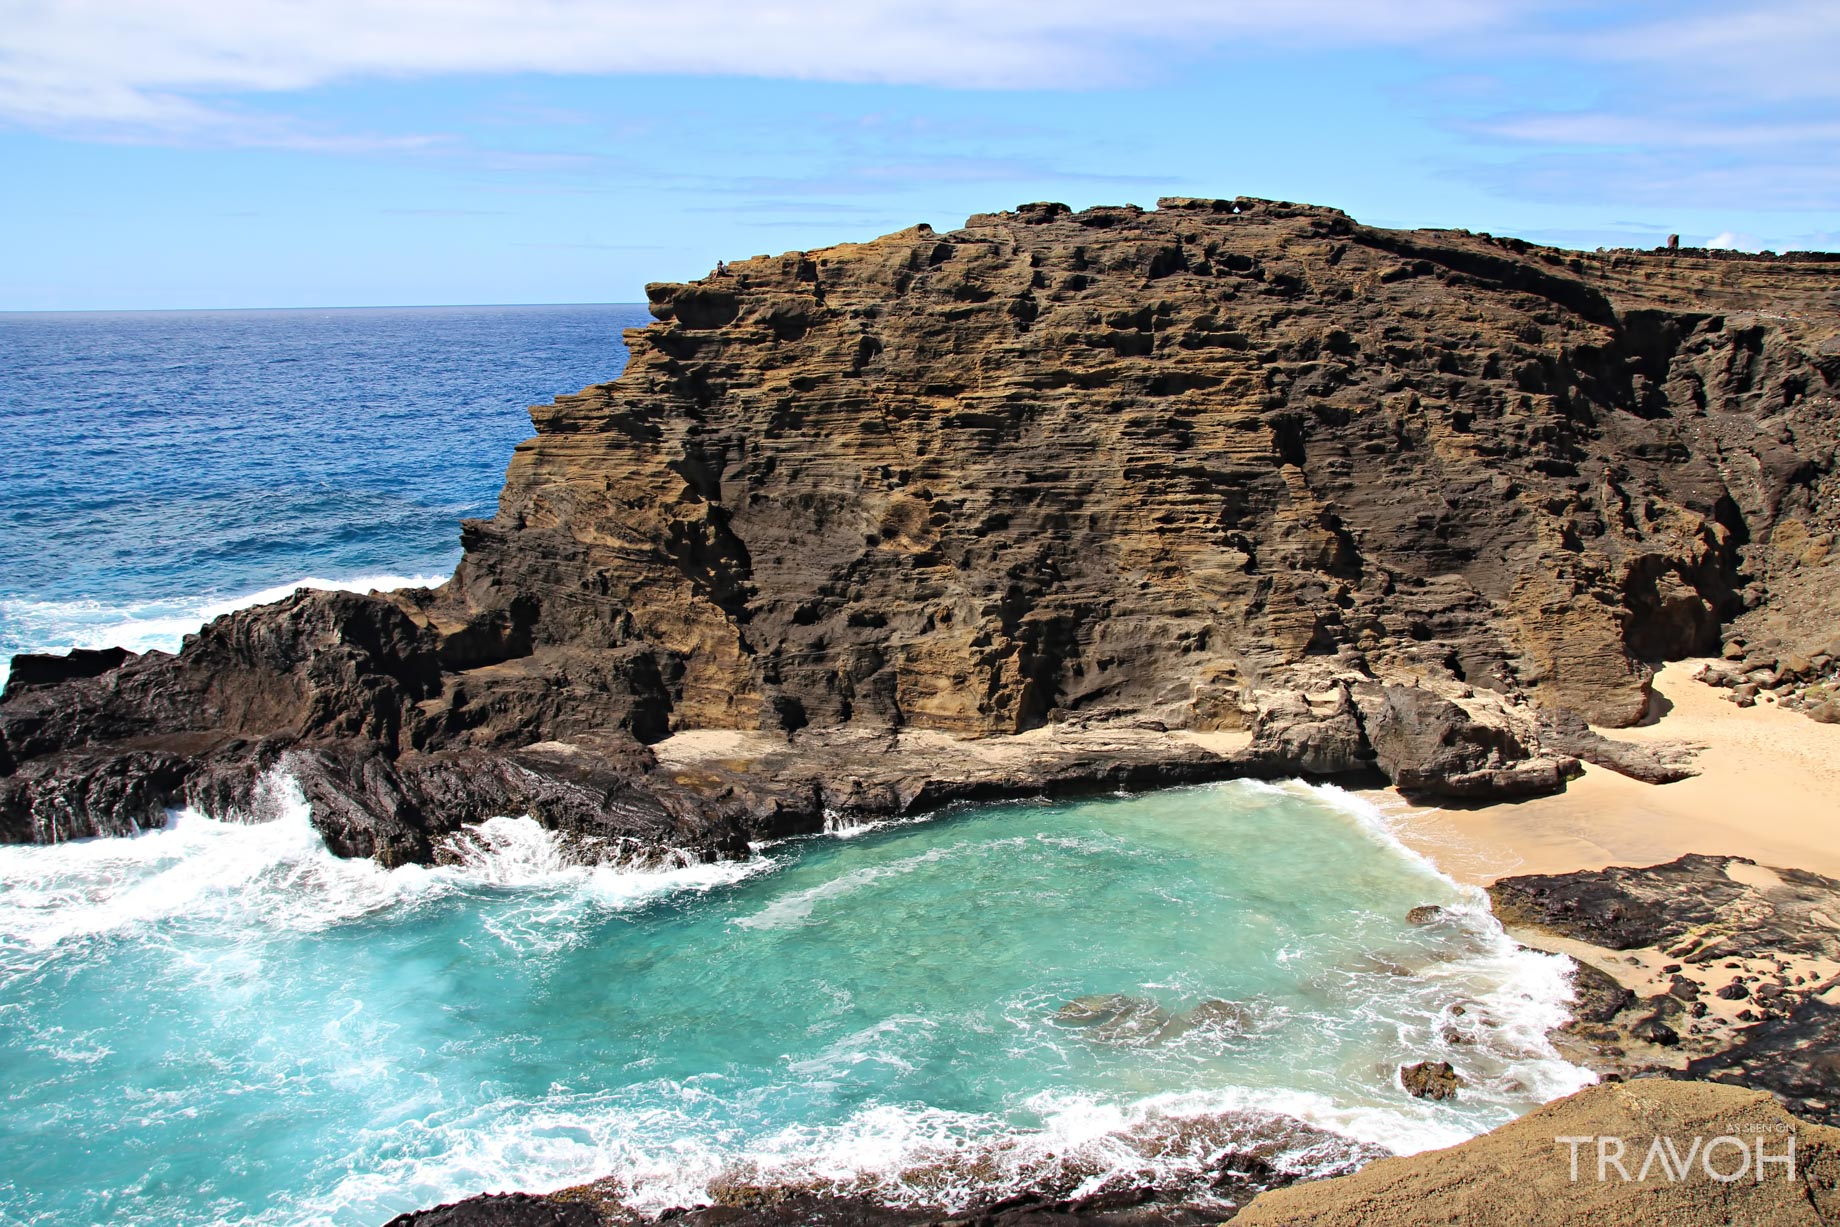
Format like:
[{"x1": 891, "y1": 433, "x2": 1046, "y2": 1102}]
[{"x1": 5, "y1": 197, "x2": 1839, "y2": 858}]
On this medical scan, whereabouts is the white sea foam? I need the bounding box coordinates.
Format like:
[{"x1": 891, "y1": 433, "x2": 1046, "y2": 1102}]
[
  {"x1": 1274, "y1": 779, "x2": 1597, "y2": 1112},
  {"x1": 1, "y1": 768, "x2": 1600, "y2": 1225},
  {"x1": 732, "y1": 842, "x2": 967, "y2": 931},
  {"x1": 0, "y1": 571, "x2": 451, "y2": 678},
  {"x1": 0, "y1": 773, "x2": 773, "y2": 980},
  {"x1": 288, "y1": 1080, "x2": 1410, "y2": 1225}
]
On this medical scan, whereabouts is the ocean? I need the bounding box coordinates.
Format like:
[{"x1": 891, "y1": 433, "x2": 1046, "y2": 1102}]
[
  {"x1": 0, "y1": 307, "x2": 1590, "y2": 1226},
  {"x1": 0, "y1": 304, "x2": 651, "y2": 670}
]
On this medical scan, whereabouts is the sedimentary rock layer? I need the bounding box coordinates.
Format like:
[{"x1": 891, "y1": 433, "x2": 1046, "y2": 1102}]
[{"x1": 5, "y1": 197, "x2": 1839, "y2": 855}]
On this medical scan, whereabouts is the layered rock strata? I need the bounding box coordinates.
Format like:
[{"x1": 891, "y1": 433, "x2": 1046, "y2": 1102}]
[{"x1": 5, "y1": 197, "x2": 1839, "y2": 858}]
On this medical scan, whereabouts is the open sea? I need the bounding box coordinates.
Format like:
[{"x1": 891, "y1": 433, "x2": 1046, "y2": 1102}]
[{"x1": 0, "y1": 307, "x2": 1591, "y2": 1226}]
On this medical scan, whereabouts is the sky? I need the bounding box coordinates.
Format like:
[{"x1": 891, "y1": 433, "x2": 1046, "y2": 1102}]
[{"x1": 1, "y1": 0, "x2": 1836, "y2": 310}]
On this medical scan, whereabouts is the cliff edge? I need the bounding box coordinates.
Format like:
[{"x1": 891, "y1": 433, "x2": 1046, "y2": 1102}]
[{"x1": 5, "y1": 197, "x2": 1839, "y2": 860}]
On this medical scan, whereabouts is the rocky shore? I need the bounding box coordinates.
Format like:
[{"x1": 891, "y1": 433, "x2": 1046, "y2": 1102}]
[
  {"x1": 5, "y1": 197, "x2": 1840, "y2": 1223},
  {"x1": 382, "y1": 853, "x2": 1840, "y2": 1226},
  {"x1": 6, "y1": 197, "x2": 1838, "y2": 864}
]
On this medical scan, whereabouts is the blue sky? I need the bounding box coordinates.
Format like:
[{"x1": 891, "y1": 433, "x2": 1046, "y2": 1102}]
[{"x1": 2, "y1": 0, "x2": 1836, "y2": 310}]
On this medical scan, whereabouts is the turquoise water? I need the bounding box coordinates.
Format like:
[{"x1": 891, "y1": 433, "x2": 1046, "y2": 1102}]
[{"x1": 0, "y1": 778, "x2": 1588, "y2": 1226}]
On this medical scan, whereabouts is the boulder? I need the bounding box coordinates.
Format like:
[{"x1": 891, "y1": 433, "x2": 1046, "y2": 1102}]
[{"x1": 1399, "y1": 1060, "x2": 1465, "y2": 1100}]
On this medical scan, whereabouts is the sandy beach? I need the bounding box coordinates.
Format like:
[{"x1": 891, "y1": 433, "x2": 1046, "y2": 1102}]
[{"x1": 1381, "y1": 658, "x2": 1840, "y2": 887}]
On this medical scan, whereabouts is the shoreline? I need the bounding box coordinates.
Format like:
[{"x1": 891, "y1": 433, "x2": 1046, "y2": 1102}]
[{"x1": 1378, "y1": 658, "x2": 1840, "y2": 888}]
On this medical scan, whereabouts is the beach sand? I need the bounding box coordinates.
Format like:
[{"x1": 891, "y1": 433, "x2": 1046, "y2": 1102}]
[{"x1": 1379, "y1": 658, "x2": 1840, "y2": 887}]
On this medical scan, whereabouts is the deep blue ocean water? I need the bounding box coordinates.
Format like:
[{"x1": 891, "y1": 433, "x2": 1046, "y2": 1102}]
[
  {"x1": 0, "y1": 304, "x2": 649, "y2": 669},
  {"x1": 0, "y1": 307, "x2": 1591, "y2": 1225}
]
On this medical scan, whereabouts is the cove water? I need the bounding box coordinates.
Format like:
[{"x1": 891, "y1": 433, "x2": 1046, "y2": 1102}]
[
  {"x1": 0, "y1": 781, "x2": 1588, "y2": 1225},
  {"x1": 0, "y1": 307, "x2": 1592, "y2": 1224}
]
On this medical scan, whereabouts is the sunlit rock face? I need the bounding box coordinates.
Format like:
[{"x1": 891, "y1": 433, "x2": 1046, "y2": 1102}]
[
  {"x1": 6, "y1": 197, "x2": 1840, "y2": 851},
  {"x1": 450, "y1": 196, "x2": 1838, "y2": 736}
]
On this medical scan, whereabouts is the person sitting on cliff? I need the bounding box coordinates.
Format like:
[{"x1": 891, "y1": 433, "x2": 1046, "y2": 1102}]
[{"x1": 714, "y1": 260, "x2": 729, "y2": 276}]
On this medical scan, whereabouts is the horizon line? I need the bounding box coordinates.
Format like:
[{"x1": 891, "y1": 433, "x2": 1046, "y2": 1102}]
[{"x1": 0, "y1": 301, "x2": 651, "y2": 317}]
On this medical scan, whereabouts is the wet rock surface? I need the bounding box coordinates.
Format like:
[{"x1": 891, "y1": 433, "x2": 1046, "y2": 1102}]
[
  {"x1": 386, "y1": 1193, "x2": 602, "y2": 1227},
  {"x1": 7, "y1": 198, "x2": 1840, "y2": 861},
  {"x1": 1398, "y1": 1060, "x2": 1465, "y2": 1101},
  {"x1": 390, "y1": 1109, "x2": 1388, "y2": 1227}
]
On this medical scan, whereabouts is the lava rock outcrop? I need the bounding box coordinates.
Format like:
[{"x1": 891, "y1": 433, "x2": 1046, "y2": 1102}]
[{"x1": 5, "y1": 197, "x2": 1839, "y2": 857}]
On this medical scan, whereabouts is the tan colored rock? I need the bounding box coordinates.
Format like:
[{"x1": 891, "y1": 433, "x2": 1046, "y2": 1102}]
[
  {"x1": 7, "y1": 197, "x2": 1840, "y2": 849},
  {"x1": 1233, "y1": 1080, "x2": 1840, "y2": 1225}
]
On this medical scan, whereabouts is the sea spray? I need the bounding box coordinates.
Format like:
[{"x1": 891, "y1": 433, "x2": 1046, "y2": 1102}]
[{"x1": 0, "y1": 571, "x2": 452, "y2": 679}]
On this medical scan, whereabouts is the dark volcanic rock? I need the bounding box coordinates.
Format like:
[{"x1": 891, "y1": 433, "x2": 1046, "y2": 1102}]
[
  {"x1": 1488, "y1": 853, "x2": 1840, "y2": 958},
  {"x1": 7, "y1": 197, "x2": 1840, "y2": 857},
  {"x1": 0, "y1": 647, "x2": 133, "y2": 700},
  {"x1": 1398, "y1": 1060, "x2": 1465, "y2": 1100},
  {"x1": 384, "y1": 1192, "x2": 601, "y2": 1227},
  {"x1": 1686, "y1": 999, "x2": 1840, "y2": 1126},
  {"x1": 1565, "y1": 959, "x2": 1637, "y2": 1024}
]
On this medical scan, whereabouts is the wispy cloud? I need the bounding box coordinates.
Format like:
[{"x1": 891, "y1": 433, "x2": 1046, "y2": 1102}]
[
  {"x1": 1, "y1": 0, "x2": 1835, "y2": 239},
  {"x1": 0, "y1": 0, "x2": 1532, "y2": 140}
]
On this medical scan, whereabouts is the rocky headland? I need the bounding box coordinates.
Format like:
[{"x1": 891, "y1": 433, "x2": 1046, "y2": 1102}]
[
  {"x1": 6, "y1": 198, "x2": 1840, "y2": 1224},
  {"x1": 6, "y1": 196, "x2": 1839, "y2": 862}
]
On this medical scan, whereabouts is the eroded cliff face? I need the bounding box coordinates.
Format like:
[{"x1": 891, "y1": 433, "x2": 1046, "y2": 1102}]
[
  {"x1": 4, "y1": 197, "x2": 1839, "y2": 856},
  {"x1": 432, "y1": 196, "x2": 1838, "y2": 739}
]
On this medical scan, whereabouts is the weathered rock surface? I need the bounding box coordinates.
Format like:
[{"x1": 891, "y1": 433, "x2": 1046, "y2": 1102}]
[
  {"x1": 1491, "y1": 853, "x2": 1840, "y2": 960},
  {"x1": 6, "y1": 198, "x2": 1839, "y2": 857},
  {"x1": 1493, "y1": 854, "x2": 1840, "y2": 1124},
  {"x1": 1398, "y1": 1060, "x2": 1465, "y2": 1101},
  {"x1": 386, "y1": 1107, "x2": 1386, "y2": 1227},
  {"x1": 1231, "y1": 1080, "x2": 1840, "y2": 1225},
  {"x1": 385, "y1": 1193, "x2": 602, "y2": 1227}
]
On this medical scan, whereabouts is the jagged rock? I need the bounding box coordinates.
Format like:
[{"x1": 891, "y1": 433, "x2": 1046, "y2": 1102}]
[
  {"x1": 1233, "y1": 1081, "x2": 1840, "y2": 1225},
  {"x1": 8, "y1": 198, "x2": 1840, "y2": 857},
  {"x1": 1354, "y1": 683, "x2": 1578, "y2": 799},
  {"x1": 0, "y1": 647, "x2": 133, "y2": 701},
  {"x1": 1565, "y1": 960, "x2": 1637, "y2": 1024},
  {"x1": 1399, "y1": 1060, "x2": 1465, "y2": 1100},
  {"x1": 382, "y1": 1192, "x2": 601, "y2": 1227},
  {"x1": 1540, "y1": 708, "x2": 1700, "y2": 784},
  {"x1": 1488, "y1": 854, "x2": 1840, "y2": 959}
]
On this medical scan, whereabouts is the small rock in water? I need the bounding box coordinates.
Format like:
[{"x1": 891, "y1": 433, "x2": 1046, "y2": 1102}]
[
  {"x1": 1053, "y1": 993, "x2": 1171, "y2": 1041},
  {"x1": 1399, "y1": 1060, "x2": 1465, "y2": 1100},
  {"x1": 1405, "y1": 904, "x2": 1448, "y2": 926},
  {"x1": 1159, "y1": 997, "x2": 1256, "y2": 1041}
]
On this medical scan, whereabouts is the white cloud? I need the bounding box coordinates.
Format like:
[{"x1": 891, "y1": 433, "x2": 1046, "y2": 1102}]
[
  {"x1": 1589, "y1": 0, "x2": 1840, "y2": 102},
  {"x1": 0, "y1": 0, "x2": 1526, "y2": 135},
  {"x1": 1706, "y1": 231, "x2": 1762, "y2": 252},
  {"x1": 1476, "y1": 112, "x2": 1840, "y2": 151}
]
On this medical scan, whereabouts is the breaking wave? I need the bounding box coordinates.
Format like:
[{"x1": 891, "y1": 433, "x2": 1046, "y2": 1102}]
[
  {"x1": 0, "y1": 572, "x2": 451, "y2": 681},
  {"x1": 0, "y1": 777, "x2": 1592, "y2": 1226}
]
